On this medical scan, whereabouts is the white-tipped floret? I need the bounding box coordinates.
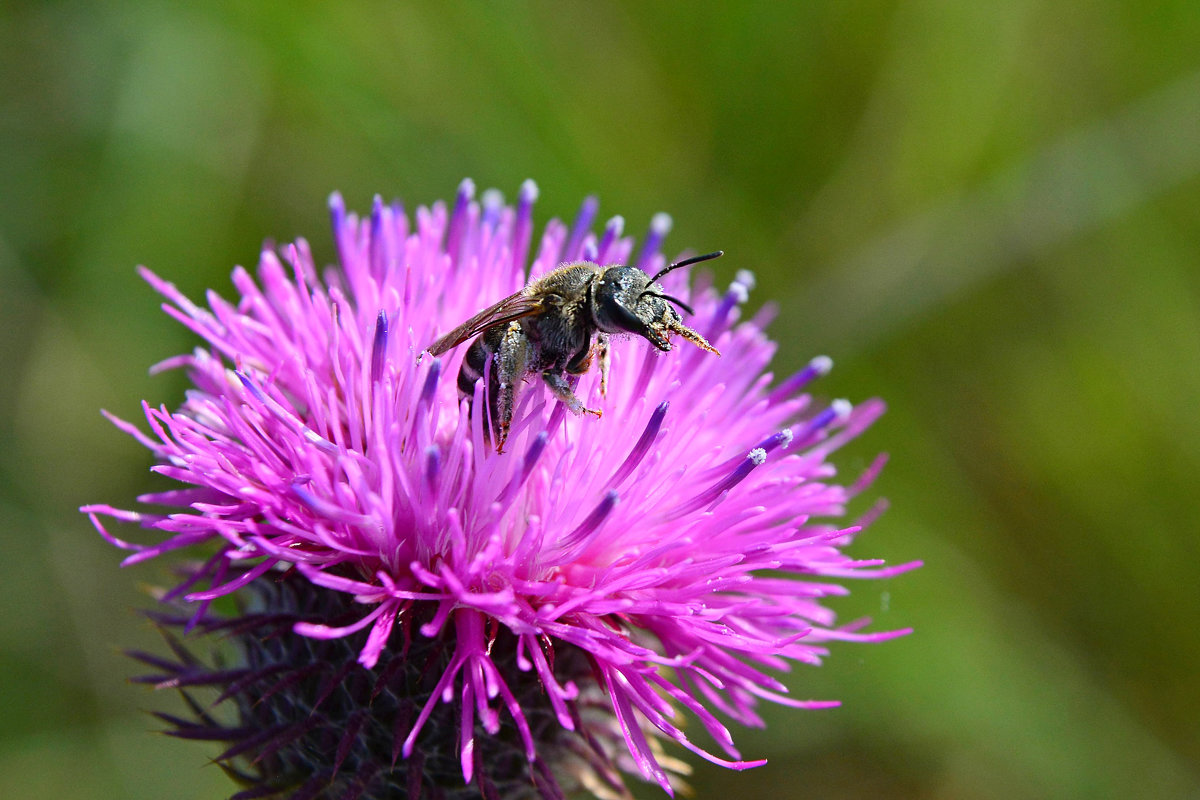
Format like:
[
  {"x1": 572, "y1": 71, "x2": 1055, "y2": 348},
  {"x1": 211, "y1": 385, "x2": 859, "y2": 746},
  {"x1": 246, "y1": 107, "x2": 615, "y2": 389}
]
[
  {"x1": 735, "y1": 269, "x2": 756, "y2": 291},
  {"x1": 728, "y1": 282, "x2": 749, "y2": 304},
  {"x1": 810, "y1": 355, "x2": 833, "y2": 375},
  {"x1": 748, "y1": 447, "x2": 767, "y2": 466},
  {"x1": 605, "y1": 215, "x2": 625, "y2": 236},
  {"x1": 457, "y1": 177, "x2": 476, "y2": 198},
  {"x1": 520, "y1": 178, "x2": 539, "y2": 202},
  {"x1": 831, "y1": 398, "x2": 853, "y2": 420},
  {"x1": 650, "y1": 211, "x2": 673, "y2": 236},
  {"x1": 481, "y1": 188, "x2": 504, "y2": 210},
  {"x1": 779, "y1": 428, "x2": 794, "y2": 449}
]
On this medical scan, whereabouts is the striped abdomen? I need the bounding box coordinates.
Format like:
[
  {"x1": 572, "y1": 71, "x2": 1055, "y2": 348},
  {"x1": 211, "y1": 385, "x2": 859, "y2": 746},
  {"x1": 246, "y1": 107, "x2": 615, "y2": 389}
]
[{"x1": 456, "y1": 327, "x2": 504, "y2": 437}]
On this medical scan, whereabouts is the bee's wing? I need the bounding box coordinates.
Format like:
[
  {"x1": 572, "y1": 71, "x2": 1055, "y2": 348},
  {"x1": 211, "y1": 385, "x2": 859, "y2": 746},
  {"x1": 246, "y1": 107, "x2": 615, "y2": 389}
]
[{"x1": 426, "y1": 291, "x2": 545, "y2": 356}]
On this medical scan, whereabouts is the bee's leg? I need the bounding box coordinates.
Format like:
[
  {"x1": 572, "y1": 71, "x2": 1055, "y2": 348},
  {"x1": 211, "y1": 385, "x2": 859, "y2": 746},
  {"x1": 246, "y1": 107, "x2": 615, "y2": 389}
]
[
  {"x1": 565, "y1": 335, "x2": 610, "y2": 396},
  {"x1": 566, "y1": 344, "x2": 593, "y2": 375},
  {"x1": 492, "y1": 323, "x2": 529, "y2": 452},
  {"x1": 596, "y1": 334, "x2": 610, "y2": 396},
  {"x1": 542, "y1": 371, "x2": 602, "y2": 418}
]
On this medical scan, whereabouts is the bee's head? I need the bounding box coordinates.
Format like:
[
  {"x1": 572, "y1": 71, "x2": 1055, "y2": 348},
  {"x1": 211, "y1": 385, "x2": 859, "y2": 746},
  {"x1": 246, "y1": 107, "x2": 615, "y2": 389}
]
[{"x1": 591, "y1": 252, "x2": 723, "y2": 354}]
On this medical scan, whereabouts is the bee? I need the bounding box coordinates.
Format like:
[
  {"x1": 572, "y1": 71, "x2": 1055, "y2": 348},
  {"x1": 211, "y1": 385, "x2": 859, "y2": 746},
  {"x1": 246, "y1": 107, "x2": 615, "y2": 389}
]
[{"x1": 427, "y1": 251, "x2": 723, "y2": 452}]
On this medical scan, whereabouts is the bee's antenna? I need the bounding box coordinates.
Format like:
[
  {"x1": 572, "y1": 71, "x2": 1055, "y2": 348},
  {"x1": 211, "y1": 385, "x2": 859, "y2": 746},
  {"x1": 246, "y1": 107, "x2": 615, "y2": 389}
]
[
  {"x1": 648, "y1": 250, "x2": 723, "y2": 285},
  {"x1": 641, "y1": 292, "x2": 695, "y2": 316}
]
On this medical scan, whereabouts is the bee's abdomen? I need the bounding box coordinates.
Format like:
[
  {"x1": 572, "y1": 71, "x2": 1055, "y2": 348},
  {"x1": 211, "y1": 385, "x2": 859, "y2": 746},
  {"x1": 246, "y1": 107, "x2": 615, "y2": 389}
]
[{"x1": 457, "y1": 337, "x2": 491, "y2": 397}]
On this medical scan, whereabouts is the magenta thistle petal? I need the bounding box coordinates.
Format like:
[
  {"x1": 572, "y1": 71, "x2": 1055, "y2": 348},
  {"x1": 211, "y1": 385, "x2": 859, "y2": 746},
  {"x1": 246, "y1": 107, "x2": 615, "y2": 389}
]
[{"x1": 87, "y1": 181, "x2": 916, "y2": 798}]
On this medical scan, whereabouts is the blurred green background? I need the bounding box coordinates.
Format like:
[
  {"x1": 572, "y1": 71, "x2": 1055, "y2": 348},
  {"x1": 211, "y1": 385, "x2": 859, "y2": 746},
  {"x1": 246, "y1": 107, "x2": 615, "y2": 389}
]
[{"x1": 3, "y1": 2, "x2": 1198, "y2": 798}]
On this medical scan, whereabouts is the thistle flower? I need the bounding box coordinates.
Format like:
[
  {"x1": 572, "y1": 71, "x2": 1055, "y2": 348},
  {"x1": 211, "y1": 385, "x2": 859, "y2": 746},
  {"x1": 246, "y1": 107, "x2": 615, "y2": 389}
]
[{"x1": 84, "y1": 179, "x2": 918, "y2": 799}]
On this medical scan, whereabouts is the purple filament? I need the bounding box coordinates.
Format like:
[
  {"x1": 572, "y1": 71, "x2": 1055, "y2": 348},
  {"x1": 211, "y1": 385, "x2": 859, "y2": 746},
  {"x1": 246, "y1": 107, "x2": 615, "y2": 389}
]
[
  {"x1": 371, "y1": 310, "x2": 388, "y2": 385},
  {"x1": 424, "y1": 445, "x2": 442, "y2": 492},
  {"x1": 766, "y1": 355, "x2": 833, "y2": 407},
  {"x1": 370, "y1": 195, "x2": 387, "y2": 281},
  {"x1": 558, "y1": 490, "x2": 619, "y2": 553},
  {"x1": 596, "y1": 216, "x2": 624, "y2": 265},
  {"x1": 671, "y1": 448, "x2": 766, "y2": 518},
  {"x1": 635, "y1": 212, "x2": 672, "y2": 270},
  {"x1": 499, "y1": 431, "x2": 549, "y2": 505},
  {"x1": 606, "y1": 402, "x2": 669, "y2": 490},
  {"x1": 563, "y1": 195, "x2": 599, "y2": 261},
  {"x1": 447, "y1": 178, "x2": 475, "y2": 266}
]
